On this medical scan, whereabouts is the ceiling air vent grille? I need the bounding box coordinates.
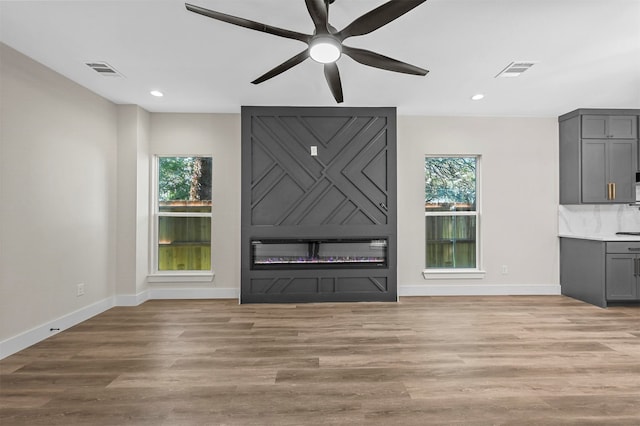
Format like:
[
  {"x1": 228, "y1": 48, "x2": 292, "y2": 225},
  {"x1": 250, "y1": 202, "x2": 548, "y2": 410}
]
[
  {"x1": 85, "y1": 62, "x2": 123, "y2": 77},
  {"x1": 495, "y1": 61, "x2": 536, "y2": 78}
]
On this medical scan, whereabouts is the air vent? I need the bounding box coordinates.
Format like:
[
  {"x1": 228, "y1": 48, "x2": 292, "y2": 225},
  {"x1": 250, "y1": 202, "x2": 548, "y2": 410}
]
[
  {"x1": 495, "y1": 61, "x2": 536, "y2": 78},
  {"x1": 85, "y1": 62, "x2": 123, "y2": 77}
]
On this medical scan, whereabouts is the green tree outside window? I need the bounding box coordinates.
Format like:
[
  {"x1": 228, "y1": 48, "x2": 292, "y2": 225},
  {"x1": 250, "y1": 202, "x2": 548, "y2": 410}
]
[
  {"x1": 157, "y1": 156, "x2": 213, "y2": 271},
  {"x1": 425, "y1": 157, "x2": 478, "y2": 269}
]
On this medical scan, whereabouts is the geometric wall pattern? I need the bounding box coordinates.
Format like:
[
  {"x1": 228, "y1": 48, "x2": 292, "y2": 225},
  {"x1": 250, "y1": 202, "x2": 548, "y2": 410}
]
[
  {"x1": 241, "y1": 107, "x2": 397, "y2": 303},
  {"x1": 249, "y1": 114, "x2": 390, "y2": 226}
]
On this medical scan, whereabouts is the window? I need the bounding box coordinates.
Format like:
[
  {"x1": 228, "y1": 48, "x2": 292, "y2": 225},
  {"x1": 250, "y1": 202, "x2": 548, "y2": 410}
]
[
  {"x1": 425, "y1": 156, "x2": 479, "y2": 270},
  {"x1": 154, "y1": 156, "x2": 213, "y2": 273}
]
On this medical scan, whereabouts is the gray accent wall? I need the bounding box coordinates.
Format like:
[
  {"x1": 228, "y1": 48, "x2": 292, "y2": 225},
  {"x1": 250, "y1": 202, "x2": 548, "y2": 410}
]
[{"x1": 241, "y1": 106, "x2": 397, "y2": 303}]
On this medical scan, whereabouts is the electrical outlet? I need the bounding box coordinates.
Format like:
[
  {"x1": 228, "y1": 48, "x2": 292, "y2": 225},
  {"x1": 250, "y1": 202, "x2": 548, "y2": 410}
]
[
  {"x1": 76, "y1": 283, "x2": 85, "y2": 297},
  {"x1": 501, "y1": 265, "x2": 509, "y2": 275}
]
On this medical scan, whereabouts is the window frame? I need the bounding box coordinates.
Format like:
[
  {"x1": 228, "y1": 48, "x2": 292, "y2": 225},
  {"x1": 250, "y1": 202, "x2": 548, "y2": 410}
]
[
  {"x1": 423, "y1": 155, "x2": 485, "y2": 279},
  {"x1": 149, "y1": 155, "x2": 214, "y2": 281}
]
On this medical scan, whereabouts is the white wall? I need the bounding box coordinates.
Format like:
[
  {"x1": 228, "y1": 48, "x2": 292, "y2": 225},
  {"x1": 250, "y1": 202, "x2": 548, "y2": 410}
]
[
  {"x1": 116, "y1": 105, "x2": 150, "y2": 302},
  {"x1": 136, "y1": 110, "x2": 150, "y2": 296},
  {"x1": 398, "y1": 116, "x2": 560, "y2": 295},
  {"x1": 149, "y1": 114, "x2": 241, "y2": 291},
  {"x1": 0, "y1": 41, "x2": 562, "y2": 358},
  {"x1": 0, "y1": 43, "x2": 118, "y2": 343}
]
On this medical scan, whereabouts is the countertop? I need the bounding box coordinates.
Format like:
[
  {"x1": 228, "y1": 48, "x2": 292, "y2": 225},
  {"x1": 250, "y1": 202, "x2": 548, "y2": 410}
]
[{"x1": 559, "y1": 233, "x2": 640, "y2": 242}]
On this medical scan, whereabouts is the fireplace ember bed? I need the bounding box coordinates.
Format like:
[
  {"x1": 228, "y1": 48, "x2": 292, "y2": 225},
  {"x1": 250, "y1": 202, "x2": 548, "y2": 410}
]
[{"x1": 251, "y1": 238, "x2": 388, "y2": 270}]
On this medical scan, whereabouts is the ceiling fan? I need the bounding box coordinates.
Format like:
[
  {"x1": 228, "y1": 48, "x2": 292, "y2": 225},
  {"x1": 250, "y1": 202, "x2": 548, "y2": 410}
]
[{"x1": 185, "y1": 0, "x2": 429, "y2": 103}]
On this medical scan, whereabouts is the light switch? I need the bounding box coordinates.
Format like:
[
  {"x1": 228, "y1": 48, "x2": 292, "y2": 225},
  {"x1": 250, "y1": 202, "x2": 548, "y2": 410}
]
[{"x1": 310, "y1": 146, "x2": 318, "y2": 156}]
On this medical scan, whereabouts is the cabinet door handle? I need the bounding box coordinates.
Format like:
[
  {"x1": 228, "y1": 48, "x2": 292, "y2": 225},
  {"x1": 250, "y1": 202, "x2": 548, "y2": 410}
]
[
  {"x1": 635, "y1": 258, "x2": 639, "y2": 277},
  {"x1": 607, "y1": 182, "x2": 617, "y2": 200},
  {"x1": 612, "y1": 182, "x2": 616, "y2": 200}
]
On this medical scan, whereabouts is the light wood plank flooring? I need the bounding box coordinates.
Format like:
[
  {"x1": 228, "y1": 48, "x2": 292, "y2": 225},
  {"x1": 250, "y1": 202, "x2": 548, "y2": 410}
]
[{"x1": 1, "y1": 296, "x2": 639, "y2": 425}]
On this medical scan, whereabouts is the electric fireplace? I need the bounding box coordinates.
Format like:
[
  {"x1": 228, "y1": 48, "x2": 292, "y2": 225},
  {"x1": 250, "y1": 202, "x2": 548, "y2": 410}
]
[
  {"x1": 251, "y1": 238, "x2": 388, "y2": 270},
  {"x1": 241, "y1": 106, "x2": 397, "y2": 303}
]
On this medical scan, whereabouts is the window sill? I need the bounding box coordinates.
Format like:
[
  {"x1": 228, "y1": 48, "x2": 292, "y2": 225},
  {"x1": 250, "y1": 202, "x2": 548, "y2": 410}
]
[
  {"x1": 147, "y1": 272, "x2": 215, "y2": 283},
  {"x1": 422, "y1": 269, "x2": 486, "y2": 280}
]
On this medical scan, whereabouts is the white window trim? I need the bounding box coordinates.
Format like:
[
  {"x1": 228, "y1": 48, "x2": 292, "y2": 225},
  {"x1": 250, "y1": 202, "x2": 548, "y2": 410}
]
[
  {"x1": 422, "y1": 269, "x2": 486, "y2": 280},
  {"x1": 147, "y1": 272, "x2": 215, "y2": 283},
  {"x1": 149, "y1": 155, "x2": 214, "y2": 279},
  {"x1": 424, "y1": 155, "x2": 482, "y2": 279}
]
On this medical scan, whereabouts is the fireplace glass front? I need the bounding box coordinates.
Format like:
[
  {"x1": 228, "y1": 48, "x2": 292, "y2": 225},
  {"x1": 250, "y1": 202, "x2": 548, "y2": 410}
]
[{"x1": 251, "y1": 238, "x2": 388, "y2": 269}]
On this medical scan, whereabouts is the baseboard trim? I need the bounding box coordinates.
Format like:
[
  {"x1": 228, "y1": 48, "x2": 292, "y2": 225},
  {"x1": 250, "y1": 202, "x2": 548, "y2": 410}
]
[
  {"x1": 0, "y1": 297, "x2": 114, "y2": 360},
  {"x1": 115, "y1": 290, "x2": 150, "y2": 306},
  {"x1": 399, "y1": 284, "x2": 561, "y2": 296}
]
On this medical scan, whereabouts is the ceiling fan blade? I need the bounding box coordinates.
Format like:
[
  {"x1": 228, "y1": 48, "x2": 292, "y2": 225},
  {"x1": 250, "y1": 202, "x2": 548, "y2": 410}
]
[
  {"x1": 251, "y1": 50, "x2": 310, "y2": 84},
  {"x1": 337, "y1": 0, "x2": 427, "y2": 41},
  {"x1": 323, "y1": 63, "x2": 344, "y2": 103},
  {"x1": 342, "y1": 46, "x2": 428, "y2": 76},
  {"x1": 305, "y1": 0, "x2": 328, "y2": 34},
  {"x1": 185, "y1": 3, "x2": 310, "y2": 43}
]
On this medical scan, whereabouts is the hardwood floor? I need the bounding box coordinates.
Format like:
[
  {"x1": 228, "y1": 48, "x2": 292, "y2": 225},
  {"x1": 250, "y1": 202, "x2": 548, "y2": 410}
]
[{"x1": 1, "y1": 296, "x2": 639, "y2": 425}]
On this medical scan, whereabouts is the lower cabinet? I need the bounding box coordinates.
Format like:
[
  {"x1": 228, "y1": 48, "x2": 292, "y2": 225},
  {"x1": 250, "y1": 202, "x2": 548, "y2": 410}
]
[
  {"x1": 560, "y1": 238, "x2": 640, "y2": 307},
  {"x1": 606, "y1": 243, "x2": 640, "y2": 301}
]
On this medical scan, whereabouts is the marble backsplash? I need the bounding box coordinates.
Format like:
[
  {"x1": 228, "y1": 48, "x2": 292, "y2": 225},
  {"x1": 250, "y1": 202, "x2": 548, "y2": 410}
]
[{"x1": 559, "y1": 204, "x2": 640, "y2": 235}]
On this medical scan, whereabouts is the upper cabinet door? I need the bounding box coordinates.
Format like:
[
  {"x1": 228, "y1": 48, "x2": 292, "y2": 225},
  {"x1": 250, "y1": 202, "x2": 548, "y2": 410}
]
[
  {"x1": 580, "y1": 140, "x2": 608, "y2": 203},
  {"x1": 582, "y1": 115, "x2": 608, "y2": 138},
  {"x1": 610, "y1": 116, "x2": 638, "y2": 138},
  {"x1": 582, "y1": 115, "x2": 637, "y2": 139},
  {"x1": 607, "y1": 140, "x2": 637, "y2": 203},
  {"x1": 580, "y1": 139, "x2": 637, "y2": 203}
]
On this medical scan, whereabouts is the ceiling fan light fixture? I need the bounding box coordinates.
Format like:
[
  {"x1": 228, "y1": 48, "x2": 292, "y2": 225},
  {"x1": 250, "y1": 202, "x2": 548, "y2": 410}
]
[
  {"x1": 184, "y1": 0, "x2": 429, "y2": 103},
  {"x1": 309, "y1": 36, "x2": 342, "y2": 63}
]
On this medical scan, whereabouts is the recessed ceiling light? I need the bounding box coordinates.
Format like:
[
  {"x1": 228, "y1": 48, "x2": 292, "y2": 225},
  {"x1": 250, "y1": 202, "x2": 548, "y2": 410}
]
[
  {"x1": 471, "y1": 94, "x2": 484, "y2": 101},
  {"x1": 150, "y1": 90, "x2": 164, "y2": 97}
]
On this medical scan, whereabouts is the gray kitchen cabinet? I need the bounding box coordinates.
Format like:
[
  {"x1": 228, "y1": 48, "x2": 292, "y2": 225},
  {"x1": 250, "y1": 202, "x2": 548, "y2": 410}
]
[
  {"x1": 560, "y1": 238, "x2": 607, "y2": 307},
  {"x1": 606, "y1": 242, "x2": 640, "y2": 301},
  {"x1": 560, "y1": 237, "x2": 640, "y2": 307},
  {"x1": 582, "y1": 115, "x2": 637, "y2": 139},
  {"x1": 580, "y1": 139, "x2": 636, "y2": 203},
  {"x1": 559, "y1": 109, "x2": 639, "y2": 204}
]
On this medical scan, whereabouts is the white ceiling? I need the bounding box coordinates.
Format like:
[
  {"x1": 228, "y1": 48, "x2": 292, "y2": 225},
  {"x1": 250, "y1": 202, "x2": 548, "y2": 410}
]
[{"x1": 1, "y1": 0, "x2": 639, "y2": 116}]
